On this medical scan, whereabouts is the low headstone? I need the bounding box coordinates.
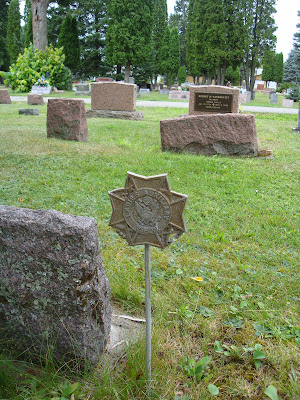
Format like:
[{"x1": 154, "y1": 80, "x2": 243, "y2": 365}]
[
  {"x1": 189, "y1": 85, "x2": 240, "y2": 115},
  {"x1": 86, "y1": 109, "x2": 144, "y2": 120},
  {"x1": 31, "y1": 86, "x2": 52, "y2": 95},
  {"x1": 19, "y1": 109, "x2": 39, "y2": 115},
  {"x1": 27, "y1": 94, "x2": 44, "y2": 105},
  {"x1": 96, "y1": 77, "x2": 114, "y2": 82},
  {"x1": 139, "y1": 88, "x2": 150, "y2": 94},
  {"x1": 263, "y1": 88, "x2": 273, "y2": 95},
  {"x1": 159, "y1": 89, "x2": 169, "y2": 95},
  {"x1": 0, "y1": 205, "x2": 111, "y2": 366},
  {"x1": 239, "y1": 94, "x2": 248, "y2": 103},
  {"x1": 47, "y1": 98, "x2": 88, "y2": 141},
  {"x1": 160, "y1": 113, "x2": 258, "y2": 156},
  {"x1": 75, "y1": 83, "x2": 90, "y2": 96},
  {"x1": 256, "y1": 84, "x2": 264, "y2": 91},
  {"x1": 0, "y1": 89, "x2": 12, "y2": 104},
  {"x1": 270, "y1": 92, "x2": 278, "y2": 104},
  {"x1": 282, "y1": 99, "x2": 294, "y2": 108},
  {"x1": 168, "y1": 91, "x2": 190, "y2": 100}
]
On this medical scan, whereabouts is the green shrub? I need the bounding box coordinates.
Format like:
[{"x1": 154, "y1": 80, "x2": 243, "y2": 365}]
[
  {"x1": 3, "y1": 45, "x2": 72, "y2": 92},
  {"x1": 177, "y1": 65, "x2": 187, "y2": 86},
  {"x1": 277, "y1": 81, "x2": 292, "y2": 93},
  {"x1": 286, "y1": 85, "x2": 300, "y2": 102}
]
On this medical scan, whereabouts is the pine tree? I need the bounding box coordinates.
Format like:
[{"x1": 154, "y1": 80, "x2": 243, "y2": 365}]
[
  {"x1": 58, "y1": 13, "x2": 80, "y2": 74},
  {"x1": 169, "y1": 0, "x2": 189, "y2": 65},
  {"x1": 262, "y1": 50, "x2": 275, "y2": 86},
  {"x1": 283, "y1": 49, "x2": 300, "y2": 83},
  {"x1": 6, "y1": 0, "x2": 21, "y2": 64},
  {"x1": 105, "y1": 0, "x2": 153, "y2": 82},
  {"x1": 168, "y1": 27, "x2": 180, "y2": 87},
  {"x1": 273, "y1": 52, "x2": 283, "y2": 86},
  {"x1": 152, "y1": 0, "x2": 168, "y2": 80},
  {"x1": 24, "y1": 9, "x2": 33, "y2": 47},
  {"x1": 0, "y1": 0, "x2": 10, "y2": 72},
  {"x1": 293, "y1": 10, "x2": 300, "y2": 63}
]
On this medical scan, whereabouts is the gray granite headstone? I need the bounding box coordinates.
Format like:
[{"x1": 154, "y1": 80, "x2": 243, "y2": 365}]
[
  {"x1": 19, "y1": 109, "x2": 39, "y2": 115},
  {"x1": 0, "y1": 206, "x2": 111, "y2": 366},
  {"x1": 270, "y1": 92, "x2": 278, "y2": 104}
]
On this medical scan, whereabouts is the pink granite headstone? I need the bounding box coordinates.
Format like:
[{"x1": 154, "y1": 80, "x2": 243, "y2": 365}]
[
  {"x1": 0, "y1": 89, "x2": 12, "y2": 104},
  {"x1": 161, "y1": 114, "x2": 258, "y2": 156},
  {"x1": 47, "y1": 98, "x2": 88, "y2": 141},
  {"x1": 282, "y1": 99, "x2": 294, "y2": 108},
  {"x1": 189, "y1": 85, "x2": 239, "y2": 115},
  {"x1": 91, "y1": 82, "x2": 136, "y2": 112}
]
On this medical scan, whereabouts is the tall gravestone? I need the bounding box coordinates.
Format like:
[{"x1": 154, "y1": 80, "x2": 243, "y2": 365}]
[
  {"x1": 0, "y1": 206, "x2": 111, "y2": 366},
  {"x1": 47, "y1": 98, "x2": 89, "y2": 141}
]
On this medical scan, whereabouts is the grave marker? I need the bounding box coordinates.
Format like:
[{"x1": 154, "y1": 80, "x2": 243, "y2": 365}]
[{"x1": 108, "y1": 172, "x2": 187, "y2": 393}]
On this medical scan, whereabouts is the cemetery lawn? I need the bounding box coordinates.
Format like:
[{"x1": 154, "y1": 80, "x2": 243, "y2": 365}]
[{"x1": 0, "y1": 103, "x2": 299, "y2": 399}]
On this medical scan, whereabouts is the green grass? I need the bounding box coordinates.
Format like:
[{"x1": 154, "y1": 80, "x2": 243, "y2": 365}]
[{"x1": 0, "y1": 103, "x2": 299, "y2": 399}]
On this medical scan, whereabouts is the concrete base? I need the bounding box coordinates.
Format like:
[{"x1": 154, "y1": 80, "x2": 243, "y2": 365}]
[
  {"x1": 75, "y1": 91, "x2": 90, "y2": 96},
  {"x1": 106, "y1": 305, "x2": 144, "y2": 353},
  {"x1": 86, "y1": 109, "x2": 144, "y2": 120}
]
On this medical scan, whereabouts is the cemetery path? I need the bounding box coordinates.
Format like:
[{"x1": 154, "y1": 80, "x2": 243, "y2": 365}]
[{"x1": 10, "y1": 96, "x2": 298, "y2": 114}]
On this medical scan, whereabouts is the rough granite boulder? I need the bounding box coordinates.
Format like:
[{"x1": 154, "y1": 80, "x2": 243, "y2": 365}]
[
  {"x1": 28, "y1": 94, "x2": 44, "y2": 105},
  {"x1": 0, "y1": 89, "x2": 12, "y2": 104},
  {"x1": 47, "y1": 98, "x2": 88, "y2": 141},
  {"x1": 0, "y1": 206, "x2": 111, "y2": 366},
  {"x1": 160, "y1": 114, "x2": 258, "y2": 156}
]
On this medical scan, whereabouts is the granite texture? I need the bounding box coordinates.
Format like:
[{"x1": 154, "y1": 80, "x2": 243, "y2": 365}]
[
  {"x1": 169, "y1": 91, "x2": 190, "y2": 100},
  {"x1": 47, "y1": 98, "x2": 88, "y2": 142},
  {"x1": 0, "y1": 89, "x2": 12, "y2": 104},
  {"x1": 189, "y1": 85, "x2": 239, "y2": 115},
  {"x1": 91, "y1": 82, "x2": 136, "y2": 112},
  {"x1": 161, "y1": 114, "x2": 258, "y2": 156},
  {"x1": 27, "y1": 94, "x2": 44, "y2": 105},
  {"x1": 86, "y1": 109, "x2": 144, "y2": 120},
  {"x1": 0, "y1": 206, "x2": 111, "y2": 366}
]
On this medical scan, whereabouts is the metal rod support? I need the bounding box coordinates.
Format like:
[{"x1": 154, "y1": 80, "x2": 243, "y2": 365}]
[{"x1": 144, "y1": 244, "x2": 151, "y2": 394}]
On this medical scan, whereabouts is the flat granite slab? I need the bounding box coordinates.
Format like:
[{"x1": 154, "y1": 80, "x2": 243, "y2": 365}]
[
  {"x1": 19, "y1": 108, "x2": 39, "y2": 115},
  {"x1": 86, "y1": 109, "x2": 144, "y2": 120}
]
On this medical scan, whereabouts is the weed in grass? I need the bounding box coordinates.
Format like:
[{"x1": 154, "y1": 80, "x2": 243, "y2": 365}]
[{"x1": 0, "y1": 103, "x2": 299, "y2": 398}]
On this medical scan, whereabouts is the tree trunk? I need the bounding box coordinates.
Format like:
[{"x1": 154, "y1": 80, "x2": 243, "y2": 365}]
[
  {"x1": 249, "y1": 56, "x2": 256, "y2": 100},
  {"x1": 217, "y1": 65, "x2": 221, "y2": 85},
  {"x1": 31, "y1": 0, "x2": 49, "y2": 51},
  {"x1": 220, "y1": 62, "x2": 227, "y2": 86},
  {"x1": 124, "y1": 61, "x2": 130, "y2": 83}
]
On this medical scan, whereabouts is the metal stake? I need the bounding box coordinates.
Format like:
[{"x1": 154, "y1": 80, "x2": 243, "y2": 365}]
[{"x1": 144, "y1": 243, "x2": 151, "y2": 394}]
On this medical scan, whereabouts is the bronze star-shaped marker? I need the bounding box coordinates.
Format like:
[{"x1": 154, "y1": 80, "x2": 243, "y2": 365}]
[{"x1": 108, "y1": 172, "x2": 188, "y2": 248}]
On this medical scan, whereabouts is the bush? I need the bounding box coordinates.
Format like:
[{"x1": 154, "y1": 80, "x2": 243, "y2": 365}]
[
  {"x1": 277, "y1": 82, "x2": 292, "y2": 93},
  {"x1": 286, "y1": 85, "x2": 300, "y2": 102},
  {"x1": 177, "y1": 65, "x2": 187, "y2": 86},
  {"x1": 3, "y1": 45, "x2": 72, "y2": 92}
]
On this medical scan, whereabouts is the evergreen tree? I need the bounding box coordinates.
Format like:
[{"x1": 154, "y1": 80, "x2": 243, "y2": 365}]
[
  {"x1": 58, "y1": 13, "x2": 80, "y2": 74},
  {"x1": 159, "y1": 24, "x2": 170, "y2": 79},
  {"x1": 242, "y1": 0, "x2": 277, "y2": 97},
  {"x1": 6, "y1": 0, "x2": 21, "y2": 64},
  {"x1": 0, "y1": 0, "x2": 10, "y2": 72},
  {"x1": 169, "y1": 0, "x2": 189, "y2": 65},
  {"x1": 177, "y1": 65, "x2": 187, "y2": 85},
  {"x1": 152, "y1": 0, "x2": 168, "y2": 80},
  {"x1": 105, "y1": 0, "x2": 153, "y2": 82},
  {"x1": 168, "y1": 27, "x2": 180, "y2": 86},
  {"x1": 293, "y1": 10, "x2": 300, "y2": 63},
  {"x1": 273, "y1": 52, "x2": 283, "y2": 86},
  {"x1": 283, "y1": 49, "x2": 300, "y2": 83},
  {"x1": 24, "y1": 9, "x2": 33, "y2": 47},
  {"x1": 262, "y1": 49, "x2": 275, "y2": 86}
]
